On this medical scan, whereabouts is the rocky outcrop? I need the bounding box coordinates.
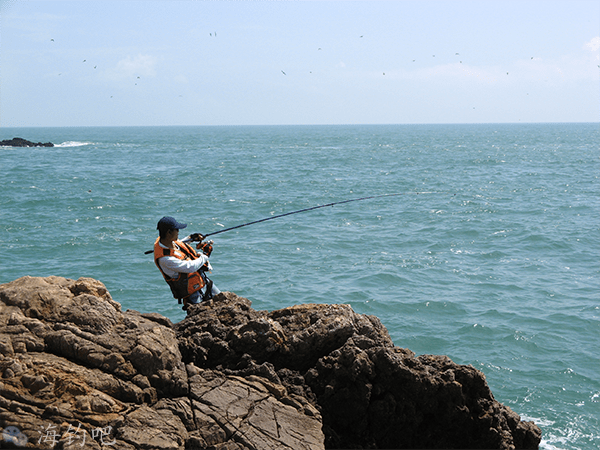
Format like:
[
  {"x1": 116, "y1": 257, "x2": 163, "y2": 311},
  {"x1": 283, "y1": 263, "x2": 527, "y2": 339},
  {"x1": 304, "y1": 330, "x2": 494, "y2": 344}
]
[
  {"x1": 0, "y1": 277, "x2": 322, "y2": 449},
  {"x1": 0, "y1": 276, "x2": 542, "y2": 449},
  {"x1": 177, "y1": 294, "x2": 541, "y2": 449},
  {"x1": 0, "y1": 138, "x2": 54, "y2": 147}
]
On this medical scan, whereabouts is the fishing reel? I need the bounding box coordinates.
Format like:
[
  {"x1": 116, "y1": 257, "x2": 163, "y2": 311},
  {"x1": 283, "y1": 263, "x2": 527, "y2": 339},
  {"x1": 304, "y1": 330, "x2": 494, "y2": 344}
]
[
  {"x1": 197, "y1": 241, "x2": 213, "y2": 256},
  {"x1": 188, "y1": 233, "x2": 205, "y2": 242},
  {"x1": 187, "y1": 234, "x2": 213, "y2": 256}
]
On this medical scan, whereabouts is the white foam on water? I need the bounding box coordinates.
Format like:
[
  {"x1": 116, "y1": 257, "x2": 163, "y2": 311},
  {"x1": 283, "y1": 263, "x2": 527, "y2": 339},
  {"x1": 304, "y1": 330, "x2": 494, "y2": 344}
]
[{"x1": 54, "y1": 141, "x2": 92, "y2": 147}]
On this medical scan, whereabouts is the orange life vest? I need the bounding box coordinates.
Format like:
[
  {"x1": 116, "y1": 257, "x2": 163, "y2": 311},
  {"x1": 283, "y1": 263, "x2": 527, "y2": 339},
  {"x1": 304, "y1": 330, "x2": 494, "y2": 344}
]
[{"x1": 154, "y1": 238, "x2": 205, "y2": 300}]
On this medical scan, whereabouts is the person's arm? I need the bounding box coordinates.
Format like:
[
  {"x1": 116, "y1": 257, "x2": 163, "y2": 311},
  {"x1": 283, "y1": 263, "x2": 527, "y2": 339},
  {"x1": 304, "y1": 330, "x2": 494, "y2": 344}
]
[
  {"x1": 181, "y1": 233, "x2": 204, "y2": 243},
  {"x1": 158, "y1": 254, "x2": 209, "y2": 277}
]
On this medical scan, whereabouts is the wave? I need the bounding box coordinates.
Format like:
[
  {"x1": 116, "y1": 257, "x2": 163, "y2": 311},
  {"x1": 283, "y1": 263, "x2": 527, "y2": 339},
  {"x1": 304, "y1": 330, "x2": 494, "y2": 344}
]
[{"x1": 54, "y1": 141, "x2": 93, "y2": 148}]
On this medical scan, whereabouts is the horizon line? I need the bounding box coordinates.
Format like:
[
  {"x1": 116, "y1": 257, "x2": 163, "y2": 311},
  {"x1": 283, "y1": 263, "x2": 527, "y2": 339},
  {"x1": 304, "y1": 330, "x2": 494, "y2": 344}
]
[{"x1": 2, "y1": 121, "x2": 599, "y2": 129}]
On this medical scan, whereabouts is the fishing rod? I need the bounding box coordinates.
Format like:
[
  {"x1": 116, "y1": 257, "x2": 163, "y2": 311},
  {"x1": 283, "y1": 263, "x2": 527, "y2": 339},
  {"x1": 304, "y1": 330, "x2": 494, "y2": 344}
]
[
  {"x1": 144, "y1": 191, "x2": 442, "y2": 254},
  {"x1": 203, "y1": 191, "x2": 438, "y2": 237}
]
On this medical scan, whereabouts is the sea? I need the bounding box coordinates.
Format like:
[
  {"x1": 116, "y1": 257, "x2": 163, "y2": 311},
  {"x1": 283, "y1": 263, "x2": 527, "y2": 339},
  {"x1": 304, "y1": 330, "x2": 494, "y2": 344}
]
[{"x1": 1, "y1": 123, "x2": 598, "y2": 449}]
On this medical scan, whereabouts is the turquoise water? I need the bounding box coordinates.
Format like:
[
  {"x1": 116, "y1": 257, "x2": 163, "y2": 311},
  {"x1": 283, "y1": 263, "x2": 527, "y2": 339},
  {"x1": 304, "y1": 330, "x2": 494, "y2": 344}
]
[{"x1": 1, "y1": 123, "x2": 599, "y2": 449}]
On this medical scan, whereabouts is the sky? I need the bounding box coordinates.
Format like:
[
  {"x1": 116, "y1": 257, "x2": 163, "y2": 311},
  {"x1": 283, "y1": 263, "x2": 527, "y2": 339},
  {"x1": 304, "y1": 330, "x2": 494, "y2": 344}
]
[{"x1": 0, "y1": 0, "x2": 599, "y2": 127}]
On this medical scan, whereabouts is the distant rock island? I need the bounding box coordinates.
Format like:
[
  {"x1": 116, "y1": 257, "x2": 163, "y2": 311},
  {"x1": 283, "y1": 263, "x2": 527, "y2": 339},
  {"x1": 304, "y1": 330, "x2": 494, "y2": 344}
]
[
  {"x1": 0, "y1": 137, "x2": 54, "y2": 147},
  {"x1": 0, "y1": 276, "x2": 542, "y2": 449}
]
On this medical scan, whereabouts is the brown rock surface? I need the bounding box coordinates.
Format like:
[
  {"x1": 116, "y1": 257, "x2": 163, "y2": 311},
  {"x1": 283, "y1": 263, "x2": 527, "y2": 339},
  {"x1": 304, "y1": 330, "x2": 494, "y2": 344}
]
[
  {"x1": 178, "y1": 293, "x2": 542, "y2": 449},
  {"x1": 0, "y1": 276, "x2": 324, "y2": 449},
  {"x1": 0, "y1": 276, "x2": 541, "y2": 449}
]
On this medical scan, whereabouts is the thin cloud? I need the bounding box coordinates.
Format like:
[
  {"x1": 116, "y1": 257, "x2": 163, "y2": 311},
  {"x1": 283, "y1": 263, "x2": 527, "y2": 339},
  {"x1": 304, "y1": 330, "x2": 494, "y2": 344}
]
[
  {"x1": 105, "y1": 54, "x2": 157, "y2": 81},
  {"x1": 381, "y1": 37, "x2": 600, "y2": 86},
  {"x1": 376, "y1": 63, "x2": 502, "y2": 85},
  {"x1": 1, "y1": 10, "x2": 66, "y2": 42},
  {"x1": 584, "y1": 36, "x2": 600, "y2": 53},
  {"x1": 173, "y1": 75, "x2": 189, "y2": 84}
]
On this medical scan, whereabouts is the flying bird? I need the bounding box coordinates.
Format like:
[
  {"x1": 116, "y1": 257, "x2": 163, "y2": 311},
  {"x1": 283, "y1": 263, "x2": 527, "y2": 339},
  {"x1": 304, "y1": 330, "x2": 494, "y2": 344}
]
[{"x1": 281, "y1": 70, "x2": 287, "y2": 75}]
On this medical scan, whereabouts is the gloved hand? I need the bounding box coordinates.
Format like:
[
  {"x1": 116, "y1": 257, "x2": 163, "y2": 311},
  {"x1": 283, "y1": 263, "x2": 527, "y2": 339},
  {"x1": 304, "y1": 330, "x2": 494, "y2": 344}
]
[
  {"x1": 196, "y1": 240, "x2": 213, "y2": 256},
  {"x1": 189, "y1": 233, "x2": 204, "y2": 242}
]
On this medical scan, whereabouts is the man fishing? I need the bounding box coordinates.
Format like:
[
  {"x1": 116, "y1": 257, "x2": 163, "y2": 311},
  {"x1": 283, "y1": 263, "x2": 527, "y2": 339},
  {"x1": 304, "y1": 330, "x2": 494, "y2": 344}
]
[
  {"x1": 154, "y1": 216, "x2": 220, "y2": 310},
  {"x1": 149, "y1": 193, "x2": 436, "y2": 308}
]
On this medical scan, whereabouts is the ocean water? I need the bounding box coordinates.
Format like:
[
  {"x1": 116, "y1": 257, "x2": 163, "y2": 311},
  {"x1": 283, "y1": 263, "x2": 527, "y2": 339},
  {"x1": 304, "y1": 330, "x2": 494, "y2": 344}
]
[{"x1": 1, "y1": 123, "x2": 598, "y2": 449}]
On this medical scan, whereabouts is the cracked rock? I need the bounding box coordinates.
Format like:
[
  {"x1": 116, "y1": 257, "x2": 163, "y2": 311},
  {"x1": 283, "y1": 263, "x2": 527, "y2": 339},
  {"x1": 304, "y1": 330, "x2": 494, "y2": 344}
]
[{"x1": 0, "y1": 276, "x2": 541, "y2": 449}]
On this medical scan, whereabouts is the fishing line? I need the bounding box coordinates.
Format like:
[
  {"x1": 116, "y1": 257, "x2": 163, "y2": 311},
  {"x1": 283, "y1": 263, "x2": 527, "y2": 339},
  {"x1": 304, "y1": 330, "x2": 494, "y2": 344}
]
[
  {"x1": 203, "y1": 191, "x2": 440, "y2": 238},
  {"x1": 145, "y1": 191, "x2": 446, "y2": 254}
]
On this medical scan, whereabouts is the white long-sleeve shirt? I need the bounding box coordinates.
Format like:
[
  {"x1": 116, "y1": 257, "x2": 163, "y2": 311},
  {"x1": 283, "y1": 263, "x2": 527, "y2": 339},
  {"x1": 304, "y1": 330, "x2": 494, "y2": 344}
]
[{"x1": 157, "y1": 237, "x2": 210, "y2": 278}]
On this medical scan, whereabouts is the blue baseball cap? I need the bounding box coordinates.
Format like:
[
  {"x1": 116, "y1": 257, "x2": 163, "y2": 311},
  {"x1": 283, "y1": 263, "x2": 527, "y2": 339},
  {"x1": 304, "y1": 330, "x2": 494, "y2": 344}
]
[{"x1": 157, "y1": 216, "x2": 187, "y2": 232}]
